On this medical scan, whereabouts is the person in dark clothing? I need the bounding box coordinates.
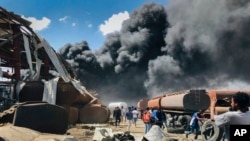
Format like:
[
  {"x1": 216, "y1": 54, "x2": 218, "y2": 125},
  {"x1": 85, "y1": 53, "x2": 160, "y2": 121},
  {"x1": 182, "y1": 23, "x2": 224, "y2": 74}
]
[
  {"x1": 152, "y1": 107, "x2": 163, "y2": 128},
  {"x1": 155, "y1": 108, "x2": 164, "y2": 128},
  {"x1": 161, "y1": 109, "x2": 168, "y2": 129},
  {"x1": 113, "y1": 106, "x2": 122, "y2": 127}
]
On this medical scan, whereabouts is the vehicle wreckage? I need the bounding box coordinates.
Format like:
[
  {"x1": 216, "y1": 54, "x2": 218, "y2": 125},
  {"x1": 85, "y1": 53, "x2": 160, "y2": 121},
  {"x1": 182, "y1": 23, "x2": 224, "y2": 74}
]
[{"x1": 0, "y1": 6, "x2": 110, "y2": 134}]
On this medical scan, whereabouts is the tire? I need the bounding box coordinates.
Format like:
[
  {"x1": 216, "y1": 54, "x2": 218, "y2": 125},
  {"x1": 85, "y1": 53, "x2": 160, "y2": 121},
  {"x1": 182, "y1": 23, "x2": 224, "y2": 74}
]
[
  {"x1": 167, "y1": 127, "x2": 185, "y2": 134},
  {"x1": 201, "y1": 120, "x2": 224, "y2": 141}
]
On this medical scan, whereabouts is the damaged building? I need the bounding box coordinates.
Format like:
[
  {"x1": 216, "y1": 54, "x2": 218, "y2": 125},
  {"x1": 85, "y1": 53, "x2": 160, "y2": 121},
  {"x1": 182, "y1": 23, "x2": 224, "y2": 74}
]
[{"x1": 0, "y1": 6, "x2": 110, "y2": 135}]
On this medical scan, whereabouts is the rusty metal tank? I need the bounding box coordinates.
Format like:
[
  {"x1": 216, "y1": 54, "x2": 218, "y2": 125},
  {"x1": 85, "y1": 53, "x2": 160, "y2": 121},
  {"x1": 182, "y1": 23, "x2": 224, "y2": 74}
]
[
  {"x1": 137, "y1": 98, "x2": 149, "y2": 111},
  {"x1": 17, "y1": 79, "x2": 110, "y2": 124},
  {"x1": 61, "y1": 105, "x2": 79, "y2": 124},
  {"x1": 147, "y1": 96, "x2": 163, "y2": 109},
  {"x1": 79, "y1": 104, "x2": 110, "y2": 123},
  {"x1": 160, "y1": 89, "x2": 210, "y2": 111}
]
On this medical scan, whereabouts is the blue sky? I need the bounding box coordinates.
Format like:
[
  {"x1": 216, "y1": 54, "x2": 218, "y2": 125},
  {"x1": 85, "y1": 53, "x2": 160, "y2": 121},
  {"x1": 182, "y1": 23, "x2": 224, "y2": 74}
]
[{"x1": 0, "y1": 0, "x2": 168, "y2": 51}]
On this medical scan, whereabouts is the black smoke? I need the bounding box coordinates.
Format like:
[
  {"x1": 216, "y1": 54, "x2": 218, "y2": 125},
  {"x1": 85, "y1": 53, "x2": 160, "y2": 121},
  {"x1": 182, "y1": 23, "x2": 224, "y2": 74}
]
[{"x1": 59, "y1": 0, "x2": 250, "y2": 105}]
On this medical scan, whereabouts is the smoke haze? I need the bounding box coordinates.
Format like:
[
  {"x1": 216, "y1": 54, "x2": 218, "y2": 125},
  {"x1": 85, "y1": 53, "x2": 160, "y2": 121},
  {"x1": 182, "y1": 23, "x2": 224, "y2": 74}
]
[{"x1": 59, "y1": 0, "x2": 250, "y2": 105}]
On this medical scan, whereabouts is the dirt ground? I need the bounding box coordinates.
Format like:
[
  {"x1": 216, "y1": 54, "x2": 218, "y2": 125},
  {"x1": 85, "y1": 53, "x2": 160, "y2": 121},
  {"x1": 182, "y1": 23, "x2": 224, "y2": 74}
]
[
  {"x1": 66, "y1": 119, "x2": 204, "y2": 141},
  {"x1": 0, "y1": 119, "x2": 204, "y2": 141}
]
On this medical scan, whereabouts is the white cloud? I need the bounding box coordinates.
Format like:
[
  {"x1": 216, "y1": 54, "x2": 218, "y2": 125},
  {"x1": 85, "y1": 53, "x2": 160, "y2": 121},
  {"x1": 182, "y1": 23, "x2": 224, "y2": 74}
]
[
  {"x1": 59, "y1": 16, "x2": 68, "y2": 22},
  {"x1": 99, "y1": 11, "x2": 129, "y2": 36},
  {"x1": 22, "y1": 16, "x2": 51, "y2": 31}
]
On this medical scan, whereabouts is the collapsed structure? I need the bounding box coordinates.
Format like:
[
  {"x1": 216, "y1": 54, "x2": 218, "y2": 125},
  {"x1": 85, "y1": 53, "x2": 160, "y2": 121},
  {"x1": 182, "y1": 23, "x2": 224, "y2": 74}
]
[{"x1": 0, "y1": 7, "x2": 110, "y2": 134}]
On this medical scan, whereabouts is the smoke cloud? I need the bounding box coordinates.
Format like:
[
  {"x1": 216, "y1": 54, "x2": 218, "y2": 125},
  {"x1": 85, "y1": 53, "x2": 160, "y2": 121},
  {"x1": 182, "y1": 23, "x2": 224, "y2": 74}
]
[{"x1": 59, "y1": 0, "x2": 250, "y2": 105}]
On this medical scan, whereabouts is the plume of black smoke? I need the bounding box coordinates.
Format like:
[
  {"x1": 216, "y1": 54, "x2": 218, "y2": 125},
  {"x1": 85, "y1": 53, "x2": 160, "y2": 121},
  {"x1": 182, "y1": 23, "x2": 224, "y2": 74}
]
[
  {"x1": 59, "y1": 0, "x2": 250, "y2": 105},
  {"x1": 145, "y1": 0, "x2": 250, "y2": 96}
]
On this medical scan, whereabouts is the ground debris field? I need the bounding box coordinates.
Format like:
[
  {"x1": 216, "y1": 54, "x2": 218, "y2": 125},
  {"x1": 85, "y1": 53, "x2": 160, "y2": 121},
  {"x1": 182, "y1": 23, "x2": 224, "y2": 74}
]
[
  {"x1": 0, "y1": 119, "x2": 204, "y2": 141},
  {"x1": 66, "y1": 119, "x2": 204, "y2": 141}
]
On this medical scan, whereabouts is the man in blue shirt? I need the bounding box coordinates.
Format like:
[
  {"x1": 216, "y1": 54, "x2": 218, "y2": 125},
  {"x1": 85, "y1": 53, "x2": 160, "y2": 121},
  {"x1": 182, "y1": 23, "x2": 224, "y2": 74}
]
[
  {"x1": 186, "y1": 109, "x2": 206, "y2": 139},
  {"x1": 126, "y1": 107, "x2": 133, "y2": 132}
]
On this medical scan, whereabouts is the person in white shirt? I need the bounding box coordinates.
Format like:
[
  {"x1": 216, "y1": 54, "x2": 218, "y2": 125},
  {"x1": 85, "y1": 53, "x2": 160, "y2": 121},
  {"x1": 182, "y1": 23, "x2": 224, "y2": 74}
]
[
  {"x1": 132, "y1": 107, "x2": 139, "y2": 127},
  {"x1": 210, "y1": 92, "x2": 250, "y2": 141}
]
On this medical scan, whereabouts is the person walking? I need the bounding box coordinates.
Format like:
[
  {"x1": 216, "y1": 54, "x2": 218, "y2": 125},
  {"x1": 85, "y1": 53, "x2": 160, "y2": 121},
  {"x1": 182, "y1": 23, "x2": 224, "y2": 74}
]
[
  {"x1": 132, "y1": 107, "x2": 139, "y2": 127},
  {"x1": 185, "y1": 109, "x2": 206, "y2": 139},
  {"x1": 210, "y1": 92, "x2": 250, "y2": 141},
  {"x1": 151, "y1": 107, "x2": 163, "y2": 128},
  {"x1": 160, "y1": 108, "x2": 168, "y2": 129},
  {"x1": 125, "y1": 107, "x2": 133, "y2": 132},
  {"x1": 155, "y1": 107, "x2": 163, "y2": 128},
  {"x1": 113, "y1": 106, "x2": 121, "y2": 127},
  {"x1": 121, "y1": 106, "x2": 126, "y2": 123},
  {"x1": 142, "y1": 107, "x2": 151, "y2": 134}
]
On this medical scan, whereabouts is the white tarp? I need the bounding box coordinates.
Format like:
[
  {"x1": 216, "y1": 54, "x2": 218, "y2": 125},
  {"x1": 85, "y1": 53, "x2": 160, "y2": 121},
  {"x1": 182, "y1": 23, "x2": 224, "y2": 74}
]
[
  {"x1": 42, "y1": 77, "x2": 60, "y2": 104},
  {"x1": 143, "y1": 125, "x2": 166, "y2": 141},
  {"x1": 92, "y1": 127, "x2": 113, "y2": 141}
]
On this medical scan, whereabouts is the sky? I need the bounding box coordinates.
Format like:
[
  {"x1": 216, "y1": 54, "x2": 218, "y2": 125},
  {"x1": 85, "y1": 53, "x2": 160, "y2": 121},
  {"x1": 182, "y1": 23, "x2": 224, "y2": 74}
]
[{"x1": 0, "y1": 0, "x2": 168, "y2": 51}]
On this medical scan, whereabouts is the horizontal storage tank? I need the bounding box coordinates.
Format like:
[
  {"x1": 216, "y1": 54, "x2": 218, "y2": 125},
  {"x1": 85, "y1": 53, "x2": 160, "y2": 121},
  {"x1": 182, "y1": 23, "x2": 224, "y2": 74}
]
[
  {"x1": 79, "y1": 104, "x2": 110, "y2": 123},
  {"x1": 137, "y1": 98, "x2": 149, "y2": 111},
  {"x1": 160, "y1": 89, "x2": 210, "y2": 111},
  {"x1": 147, "y1": 96, "x2": 163, "y2": 109},
  {"x1": 108, "y1": 102, "x2": 128, "y2": 112}
]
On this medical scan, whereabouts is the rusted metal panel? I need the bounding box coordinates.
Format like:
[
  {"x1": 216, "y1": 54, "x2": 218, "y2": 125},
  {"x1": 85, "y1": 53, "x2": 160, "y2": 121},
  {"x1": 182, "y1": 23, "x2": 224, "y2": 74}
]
[{"x1": 56, "y1": 81, "x2": 95, "y2": 106}]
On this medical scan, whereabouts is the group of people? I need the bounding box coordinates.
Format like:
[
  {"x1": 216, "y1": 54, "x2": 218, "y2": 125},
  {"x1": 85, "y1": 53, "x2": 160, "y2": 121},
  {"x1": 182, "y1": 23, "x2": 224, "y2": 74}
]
[
  {"x1": 185, "y1": 92, "x2": 250, "y2": 140},
  {"x1": 112, "y1": 106, "x2": 140, "y2": 131},
  {"x1": 112, "y1": 106, "x2": 127, "y2": 127},
  {"x1": 141, "y1": 106, "x2": 168, "y2": 134},
  {"x1": 112, "y1": 92, "x2": 250, "y2": 140},
  {"x1": 124, "y1": 106, "x2": 141, "y2": 131}
]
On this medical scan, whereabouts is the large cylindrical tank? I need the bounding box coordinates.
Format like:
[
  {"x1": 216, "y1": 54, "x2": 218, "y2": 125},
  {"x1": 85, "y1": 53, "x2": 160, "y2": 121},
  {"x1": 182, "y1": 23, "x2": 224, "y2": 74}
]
[
  {"x1": 61, "y1": 105, "x2": 79, "y2": 124},
  {"x1": 160, "y1": 90, "x2": 210, "y2": 111},
  {"x1": 79, "y1": 104, "x2": 110, "y2": 123},
  {"x1": 137, "y1": 98, "x2": 149, "y2": 111},
  {"x1": 147, "y1": 96, "x2": 162, "y2": 109},
  {"x1": 108, "y1": 102, "x2": 128, "y2": 113}
]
